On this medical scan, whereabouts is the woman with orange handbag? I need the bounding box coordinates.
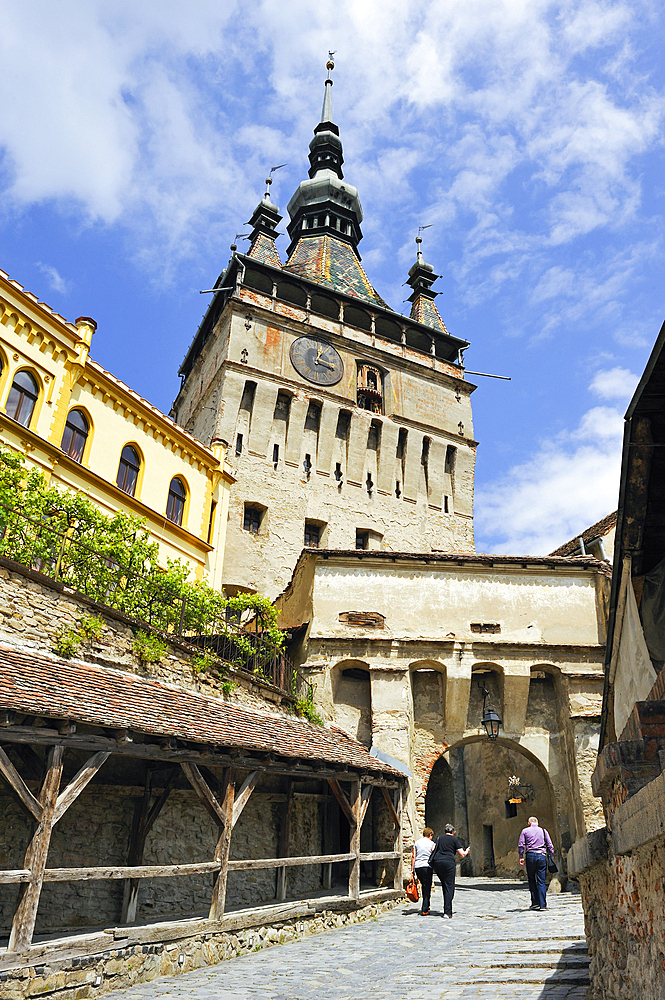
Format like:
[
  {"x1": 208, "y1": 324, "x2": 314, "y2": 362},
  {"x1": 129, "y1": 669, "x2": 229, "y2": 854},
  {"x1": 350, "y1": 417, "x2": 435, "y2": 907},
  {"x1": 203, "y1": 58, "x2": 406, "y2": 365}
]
[{"x1": 411, "y1": 827, "x2": 435, "y2": 915}]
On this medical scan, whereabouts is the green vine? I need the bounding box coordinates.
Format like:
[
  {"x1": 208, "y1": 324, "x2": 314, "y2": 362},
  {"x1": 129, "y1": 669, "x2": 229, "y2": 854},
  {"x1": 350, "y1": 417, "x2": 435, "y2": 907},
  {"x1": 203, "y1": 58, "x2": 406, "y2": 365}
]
[
  {"x1": 53, "y1": 627, "x2": 82, "y2": 659},
  {"x1": 1, "y1": 447, "x2": 286, "y2": 676},
  {"x1": 294, "y1": 696, "x2": 323, "y2": 725},
  {"x1": 132, "y1": 631, "x2": 169, "y2": 664}
]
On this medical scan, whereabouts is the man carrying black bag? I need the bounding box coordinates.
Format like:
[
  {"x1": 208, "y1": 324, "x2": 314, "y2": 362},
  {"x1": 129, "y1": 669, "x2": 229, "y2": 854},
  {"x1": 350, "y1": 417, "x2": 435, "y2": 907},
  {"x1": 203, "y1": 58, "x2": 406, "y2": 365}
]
[
  {"x1": 428, "y1": 823, "x2": 471, "y2": 918},
  {"x1": 518, "y1": 815, "x2": 555, "y2": 911}
]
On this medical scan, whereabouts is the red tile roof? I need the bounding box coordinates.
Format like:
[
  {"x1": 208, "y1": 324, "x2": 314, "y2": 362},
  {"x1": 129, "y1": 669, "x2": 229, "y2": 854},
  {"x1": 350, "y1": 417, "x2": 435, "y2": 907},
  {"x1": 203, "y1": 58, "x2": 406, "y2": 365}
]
[
  {"x1": 0, "y1": 643, "x2": 398, "y2": 776},
  {"x1": 549, "y1": 511, "x2": 617, "y2": 557}
]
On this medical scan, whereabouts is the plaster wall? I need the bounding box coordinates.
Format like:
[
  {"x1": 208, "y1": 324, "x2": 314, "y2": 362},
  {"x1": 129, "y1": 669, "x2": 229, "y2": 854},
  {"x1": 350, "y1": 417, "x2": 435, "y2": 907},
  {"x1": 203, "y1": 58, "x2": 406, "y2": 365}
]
[
  {"x1": 0, "y1": 282, "x2": 230, "y2": 588},
  {"x1": 296, "y1": 559, "x2": 605, "y2": 645}
]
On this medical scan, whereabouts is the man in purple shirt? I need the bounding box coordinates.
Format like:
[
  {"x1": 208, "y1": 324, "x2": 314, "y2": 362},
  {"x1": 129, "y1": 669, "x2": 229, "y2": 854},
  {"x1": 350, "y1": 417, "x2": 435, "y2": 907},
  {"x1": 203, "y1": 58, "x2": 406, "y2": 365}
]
[{"x1": 518, "y1": 816, "x2": 554, "y2": 910}]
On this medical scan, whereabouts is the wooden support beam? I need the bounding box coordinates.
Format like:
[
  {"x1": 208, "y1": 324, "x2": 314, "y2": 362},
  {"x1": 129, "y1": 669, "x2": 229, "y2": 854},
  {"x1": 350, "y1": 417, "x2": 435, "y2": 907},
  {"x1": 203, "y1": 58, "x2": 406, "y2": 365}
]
[
  {"x1": 328, "y1": 778, "x2": 356, "y2": 828},
  {"x1": 228, "y1": 853, "x2": 354, "y2": 872},
  {"x1": 381, "y1": 785, "x2": 401, "y2": 830},
  {"x1": 0, "y1": 746, "x2": 42, "y2": 821},
  {"x1": 0, "y1": 727, "x2": 378, "y2": 783},
  {"x1": 358, "y1": 784, "x2": 372, "y2": 829},
  {"x1": 359, "y1": 851, "x2": 401, "y2": 861},
  {"x1": 276, "y1": 781, "x2": 293, "y2": 901},
  {"x1": 8, "y1": 745, "x2": 64, "y2": 952},
  {"x1": 121, "y1": 767, "x2": 177, "y2": 925},
  {"x1": 0, "y1": 852, "x2": 364, "y2": 883},
  {"x1": 209, "y1": 769, "x2": 235, "y2": 920},
  {"x1": 232, "y1": 770, "x2": 260, "y2": 829},
  {"x1": 348, "y1": 781, "x2": 361, "y2": 901},
  {"x1": 52, "y1": 751, "x2": 110, "y2": 824},
  {"x1": 394, "y1": 787, "x2": 404, "y2": 890},
  {"x1": 181, "y1": 762, "x2": 226, "y2": 826}
]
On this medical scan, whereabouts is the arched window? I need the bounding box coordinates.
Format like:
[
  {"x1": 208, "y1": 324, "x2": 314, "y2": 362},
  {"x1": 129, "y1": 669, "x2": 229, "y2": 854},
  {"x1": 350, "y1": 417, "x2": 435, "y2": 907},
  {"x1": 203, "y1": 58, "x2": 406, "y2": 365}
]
[
  {"x1": 116, "y1": 445, "x2": 140, "y2": 496},
  {"x1": 166, "y1": 477, "x2": 186, "y2": 526},
  {"x1": 61, "y1": 409, "x2": 89, "y2": 462},
  {"x1": 6, "y1": 370, "x2": 38, "y2": 427}
]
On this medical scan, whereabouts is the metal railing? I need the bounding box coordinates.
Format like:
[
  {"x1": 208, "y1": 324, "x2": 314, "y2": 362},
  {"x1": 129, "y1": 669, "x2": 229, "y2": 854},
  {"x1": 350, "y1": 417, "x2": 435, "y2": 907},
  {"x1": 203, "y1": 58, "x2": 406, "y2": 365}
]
[{"x1": 0, "y1": 501, "x2": 309, "y2": 699}]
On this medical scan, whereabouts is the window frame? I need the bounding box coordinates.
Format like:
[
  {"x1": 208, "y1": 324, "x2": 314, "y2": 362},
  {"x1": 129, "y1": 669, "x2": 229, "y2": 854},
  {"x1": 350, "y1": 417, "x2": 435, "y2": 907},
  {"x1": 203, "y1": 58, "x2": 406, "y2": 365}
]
[
  {"x1": 116, "y1": 444, "x2": 141, "y2": 497},
  {"x1": 61, "y1": 408, "x2": 90, "y2": 463},
  {"x1": 5, "y1": 369, "x2": 40, "y2": 428},
  {"x1": 166, "y1": 476, "x2": 187, "y2": 527}
]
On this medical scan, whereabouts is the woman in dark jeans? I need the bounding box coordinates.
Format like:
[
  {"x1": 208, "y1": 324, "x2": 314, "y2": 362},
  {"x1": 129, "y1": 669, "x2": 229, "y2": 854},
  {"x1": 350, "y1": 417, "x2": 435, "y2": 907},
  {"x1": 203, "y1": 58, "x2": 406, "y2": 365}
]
[{"x1": 429, "y1": 823, "x2": 471, "y2": 918}]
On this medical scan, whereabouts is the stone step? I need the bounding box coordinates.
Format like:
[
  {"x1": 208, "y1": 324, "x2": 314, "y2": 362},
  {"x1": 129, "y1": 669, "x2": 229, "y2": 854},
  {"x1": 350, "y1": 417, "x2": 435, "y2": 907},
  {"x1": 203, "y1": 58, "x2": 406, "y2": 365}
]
[{"x1": 466, "y1": 969, "x2": 590, "y2": 985}]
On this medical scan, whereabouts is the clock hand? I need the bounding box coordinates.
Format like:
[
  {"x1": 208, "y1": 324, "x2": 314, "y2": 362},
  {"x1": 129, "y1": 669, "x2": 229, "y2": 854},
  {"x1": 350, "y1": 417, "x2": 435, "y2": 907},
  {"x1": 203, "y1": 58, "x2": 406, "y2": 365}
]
[
  {"x1": 314, "y1": 345, "x2": 323, "y2": 364},
  {"x1": 316, "y1": 360, "x2": 335, "y2": 371}
]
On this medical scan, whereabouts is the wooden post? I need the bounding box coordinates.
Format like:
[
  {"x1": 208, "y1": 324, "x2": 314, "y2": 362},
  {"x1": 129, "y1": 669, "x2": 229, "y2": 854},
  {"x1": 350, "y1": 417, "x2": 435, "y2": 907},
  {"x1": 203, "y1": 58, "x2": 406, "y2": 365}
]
[
  {"x1": 121, "y1": 768, "x2": 176, "y2": 924},
  {"x1": 348, "y1": 780, "x2": 361, "y2": 901},
  {"x1": 8, "y1": 746, "x2": 64, "y2": 952},
  {"x1": 393, "y1": 786, "x2": 404, "y2": 890},
  {"x1": 276, "y1": 780, "x2": 293, "y2": 901},
  {"x1": 209, "y1": 769, "x2": 235, "y2": 920},
  {"x1": 321, "y1": 782, "x2": 332, "y2": 890}
]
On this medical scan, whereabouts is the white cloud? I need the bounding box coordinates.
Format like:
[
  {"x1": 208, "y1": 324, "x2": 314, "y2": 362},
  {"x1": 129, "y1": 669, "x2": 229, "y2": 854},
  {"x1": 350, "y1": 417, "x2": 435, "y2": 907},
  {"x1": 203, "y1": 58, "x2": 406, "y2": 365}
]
[
  {"x1": 589, "y1": 366, "x2": 639, "y2": 402},
  {"x1": 0, "y1": 0, "x2": 661, "y2": 286},
  {"x1": 475, "y1": 401, "x2": 624, "y2": 555},
  {"x1": 36, "y1": 263, "x2": 70, "y2": 295}
]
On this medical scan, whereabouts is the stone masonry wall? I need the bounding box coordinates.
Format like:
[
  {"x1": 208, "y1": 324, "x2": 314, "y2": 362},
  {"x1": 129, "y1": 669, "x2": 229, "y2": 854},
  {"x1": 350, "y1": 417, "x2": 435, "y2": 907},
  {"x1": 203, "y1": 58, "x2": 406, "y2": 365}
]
[
  {"x1": 0, "y1": 896, "x2": 403, "y2": 1000},
  {"x1": 0, "y1": 560, "x2": 292, "y2": 716},
  {"x1": 579, "y1": 840, "x2": 665, "y2": 1000}
]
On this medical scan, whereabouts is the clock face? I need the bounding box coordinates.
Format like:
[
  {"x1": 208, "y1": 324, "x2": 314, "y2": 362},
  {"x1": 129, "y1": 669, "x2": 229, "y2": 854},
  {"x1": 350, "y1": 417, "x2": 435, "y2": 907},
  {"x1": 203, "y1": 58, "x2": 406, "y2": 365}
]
[{"x1": 289, "y1": 336, "x2": 344, "y2": 386}]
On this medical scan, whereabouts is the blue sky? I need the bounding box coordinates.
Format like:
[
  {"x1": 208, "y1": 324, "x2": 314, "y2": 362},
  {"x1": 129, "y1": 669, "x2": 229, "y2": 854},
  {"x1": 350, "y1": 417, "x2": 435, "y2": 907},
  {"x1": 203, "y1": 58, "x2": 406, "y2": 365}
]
[{"x1": 1, "y1": 0, "x2": 663, "y2": 555}]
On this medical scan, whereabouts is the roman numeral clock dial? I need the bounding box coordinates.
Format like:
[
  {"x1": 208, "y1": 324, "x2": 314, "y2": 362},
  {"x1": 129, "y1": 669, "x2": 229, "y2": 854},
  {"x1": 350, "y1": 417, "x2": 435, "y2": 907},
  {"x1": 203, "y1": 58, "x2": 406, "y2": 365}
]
[{"x1": 289, "y1": 336, "x2": 344, "y2": 386}]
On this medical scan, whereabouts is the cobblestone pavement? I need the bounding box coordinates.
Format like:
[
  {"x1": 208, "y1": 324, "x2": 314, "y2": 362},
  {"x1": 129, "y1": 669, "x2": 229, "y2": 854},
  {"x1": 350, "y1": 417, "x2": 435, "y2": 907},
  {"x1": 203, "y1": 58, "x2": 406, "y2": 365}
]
[{"x1": 106, "y1": 878, "x2": 590, "y2": 1000}]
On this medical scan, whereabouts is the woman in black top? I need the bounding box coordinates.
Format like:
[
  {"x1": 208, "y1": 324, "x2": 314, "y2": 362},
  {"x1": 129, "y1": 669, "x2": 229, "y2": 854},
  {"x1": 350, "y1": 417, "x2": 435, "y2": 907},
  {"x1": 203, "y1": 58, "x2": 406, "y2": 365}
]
[{"x1": 429, "y1": 823, "x2": 471, "y2": 918}]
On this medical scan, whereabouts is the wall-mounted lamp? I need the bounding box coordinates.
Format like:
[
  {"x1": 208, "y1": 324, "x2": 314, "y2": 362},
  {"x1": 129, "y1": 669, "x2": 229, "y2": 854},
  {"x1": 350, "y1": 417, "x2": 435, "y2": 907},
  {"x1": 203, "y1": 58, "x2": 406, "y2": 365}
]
[{"x1": 479, "y1": 684, "x2": 501, "y2": 741}]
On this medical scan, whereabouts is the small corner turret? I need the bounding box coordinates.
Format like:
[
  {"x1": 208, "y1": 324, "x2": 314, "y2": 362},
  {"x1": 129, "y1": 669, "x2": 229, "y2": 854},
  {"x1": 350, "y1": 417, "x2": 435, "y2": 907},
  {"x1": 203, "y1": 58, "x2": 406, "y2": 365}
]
[{"x1": 407, "y1": 235, "x2": 449, "y2": 334}]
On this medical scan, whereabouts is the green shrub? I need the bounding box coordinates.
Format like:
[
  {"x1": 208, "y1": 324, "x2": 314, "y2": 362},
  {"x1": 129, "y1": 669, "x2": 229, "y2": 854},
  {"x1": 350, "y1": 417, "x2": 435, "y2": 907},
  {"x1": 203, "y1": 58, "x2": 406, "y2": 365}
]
[
  {"x1": 221, "y1": 679, "x2": 238, "y2": 696},
  {"x1": 192, "y1": 648, "x2": 220, "y2": 674},
  {"x1": 132, "y1": 631, "x2": 169, "y2": 664},
  {"x1": 78, "y1": 613, "x2": 105, "y2": 642},
  {"x1": 53, "y1": 627, "x2": 82, "y2": 659},
  {"x1": 0, "y1": 445, "x2": 286, "y2": 676},
  {"x1": 294, "y1": 697, "x2": 323, "y2": 725}
]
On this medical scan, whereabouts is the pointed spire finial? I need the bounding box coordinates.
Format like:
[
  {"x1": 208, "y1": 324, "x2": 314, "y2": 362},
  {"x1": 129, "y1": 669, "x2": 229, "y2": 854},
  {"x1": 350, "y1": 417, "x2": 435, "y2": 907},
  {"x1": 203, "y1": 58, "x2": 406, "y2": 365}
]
[
  {"x1": 264, "y1": 163, "x2": 287, "y2": 200},
  {"x1": 321, "y1": 52, "x2": 335, "y2": 124}
]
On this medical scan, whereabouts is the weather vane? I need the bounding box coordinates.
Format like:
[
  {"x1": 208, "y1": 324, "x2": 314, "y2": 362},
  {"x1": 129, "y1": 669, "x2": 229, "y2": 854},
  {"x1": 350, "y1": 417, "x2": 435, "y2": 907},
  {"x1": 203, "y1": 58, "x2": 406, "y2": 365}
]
[{"x1": 265, "y1": 163, "x2": 286, "y2": 199}]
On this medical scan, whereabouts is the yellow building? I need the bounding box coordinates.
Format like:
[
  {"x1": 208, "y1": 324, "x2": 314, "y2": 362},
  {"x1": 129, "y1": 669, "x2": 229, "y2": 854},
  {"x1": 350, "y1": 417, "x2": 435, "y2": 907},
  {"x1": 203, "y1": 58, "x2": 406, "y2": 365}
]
[{"x1": 0, "y1": 268, "x2": 234, "y2": 588}]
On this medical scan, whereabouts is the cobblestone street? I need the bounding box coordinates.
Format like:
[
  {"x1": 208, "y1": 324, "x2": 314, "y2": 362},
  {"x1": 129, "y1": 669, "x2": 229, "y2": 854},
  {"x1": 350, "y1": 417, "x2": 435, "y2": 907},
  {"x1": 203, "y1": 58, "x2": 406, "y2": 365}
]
[{"x1": 105, "y1": 878, "x2": 590, "y2": 1000}]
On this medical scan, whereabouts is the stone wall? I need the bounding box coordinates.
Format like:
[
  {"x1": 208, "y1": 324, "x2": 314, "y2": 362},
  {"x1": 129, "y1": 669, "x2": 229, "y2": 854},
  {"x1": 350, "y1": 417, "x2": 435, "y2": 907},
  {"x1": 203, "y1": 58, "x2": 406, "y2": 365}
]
[
  {"x1": 579, "y1": 842, "x2": 665, "y2": 999},
  {"x1": 0, "y1": 560, "x2": 292, "y2": 717},
  {"x1": 0, "y1": 895, "x2": 403, "y2": 1000}
]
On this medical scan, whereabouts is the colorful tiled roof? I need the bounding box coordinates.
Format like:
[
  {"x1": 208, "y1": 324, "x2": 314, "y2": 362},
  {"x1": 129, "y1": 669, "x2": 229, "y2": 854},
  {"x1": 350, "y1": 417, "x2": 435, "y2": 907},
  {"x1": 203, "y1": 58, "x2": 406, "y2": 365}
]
[
  {"x1": 284, "y1": 235, "x2": 389, "y2": 308},
  {"x1": 410, "y1": 294, "x2": 449, "y2": 334},
  {"x1": 0, "y1": 643, "x2": 399, "y2": 775},
  {"x1": 247, "y1": 234, "x2": 282, "y2": 268},
  {"x1": 549, "y1": 511, "x2": 618, "y2": 557}
]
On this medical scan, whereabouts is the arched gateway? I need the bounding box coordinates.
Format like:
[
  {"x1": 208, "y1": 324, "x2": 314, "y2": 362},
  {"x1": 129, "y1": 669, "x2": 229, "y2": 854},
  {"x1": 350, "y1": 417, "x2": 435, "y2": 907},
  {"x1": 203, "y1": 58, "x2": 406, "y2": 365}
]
[{"x1": 425, "y1": 736, "x2": 558, "y2": 875}]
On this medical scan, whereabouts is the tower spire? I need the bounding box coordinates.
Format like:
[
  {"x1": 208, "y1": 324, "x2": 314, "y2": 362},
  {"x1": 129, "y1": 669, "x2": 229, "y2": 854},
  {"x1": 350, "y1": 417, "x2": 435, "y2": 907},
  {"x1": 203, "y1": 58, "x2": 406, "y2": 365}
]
[
  {"x1": 320, "y1": 51, "x2": 335, "y2": 124},
  {"x1": 407, "y1": 231, "x2": 449, "y2": 334},
  {"x1": 285, "y1": 55, "x2": 364, "y2": 257}
]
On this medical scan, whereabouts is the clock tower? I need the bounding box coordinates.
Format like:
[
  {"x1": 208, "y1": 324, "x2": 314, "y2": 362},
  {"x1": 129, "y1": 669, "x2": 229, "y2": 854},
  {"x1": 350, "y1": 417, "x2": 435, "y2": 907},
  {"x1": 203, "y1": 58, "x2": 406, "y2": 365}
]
[{"x1": 173, "y1": 62, "x2": 478, "y2": 598}]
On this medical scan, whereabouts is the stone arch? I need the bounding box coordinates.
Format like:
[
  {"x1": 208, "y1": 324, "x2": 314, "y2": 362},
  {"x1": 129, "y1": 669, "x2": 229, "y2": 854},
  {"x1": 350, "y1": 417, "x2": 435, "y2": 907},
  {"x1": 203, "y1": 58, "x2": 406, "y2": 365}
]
[
  {"x1": 426, "y1": 735, "x2": 558, "y2": 875},
  {"x1": 331, "y1": 659, "x2": 372, "y2": 746},
  {"x1": 467, "y1": 661, "x2": 505, "y2": 732},
  {"x1": 409, "y1": 659, "x2": 446, "y2": 729}
]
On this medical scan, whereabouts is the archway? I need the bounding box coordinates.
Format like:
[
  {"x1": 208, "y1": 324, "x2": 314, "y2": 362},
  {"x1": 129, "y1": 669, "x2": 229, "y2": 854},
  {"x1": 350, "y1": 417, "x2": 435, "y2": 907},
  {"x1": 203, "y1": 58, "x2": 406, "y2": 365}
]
[{"x1": 426, "y1": 736, "x2": 558, "y2": 876}]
